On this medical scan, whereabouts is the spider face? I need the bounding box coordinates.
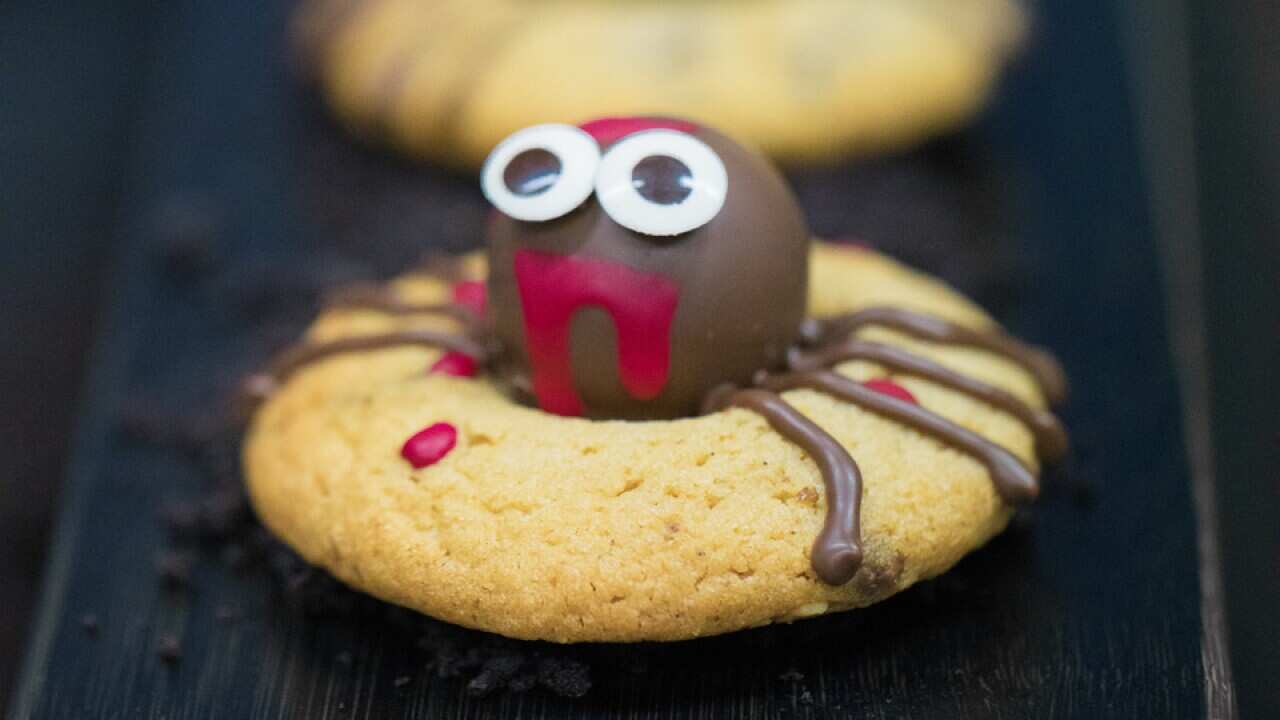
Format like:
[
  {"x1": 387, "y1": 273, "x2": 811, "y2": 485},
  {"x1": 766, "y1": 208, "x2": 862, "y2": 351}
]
[{"x1": 484, "y1": 117, "x2": 811, "y2": 419}]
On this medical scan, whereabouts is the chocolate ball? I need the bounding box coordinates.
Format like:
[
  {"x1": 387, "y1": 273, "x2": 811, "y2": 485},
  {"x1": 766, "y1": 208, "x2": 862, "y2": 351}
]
[{"x1": 485, "y1": 117, "x2": 810, "y2": 419}]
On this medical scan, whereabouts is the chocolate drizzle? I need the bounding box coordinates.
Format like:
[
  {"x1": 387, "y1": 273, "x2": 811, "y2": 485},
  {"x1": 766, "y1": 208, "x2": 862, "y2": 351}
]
[
  {"x1": 242, "y1": 328, "x2": 485, "y2": 404},
  {"x1": 702, "y1": 386, "x2": 864, "y2": 585},
  {"x1": 326, "y1": 285, "x2": 479, "y2": 325},
  {"x1": 756, "y1": 370, "x2": 1040, "y2": 504},
  {"x1": 801, "y1": 306, "x2": 1068, "y2": 406},
  {"x1": 409, "y1": 252, "x2": 470, "y2": 283},
  {"x1": 244, "y1": 258, "x2": 1067, "y2": 590},
  {"x1": 788, "y1": 340, "x2": 1068, "y2": 461}
]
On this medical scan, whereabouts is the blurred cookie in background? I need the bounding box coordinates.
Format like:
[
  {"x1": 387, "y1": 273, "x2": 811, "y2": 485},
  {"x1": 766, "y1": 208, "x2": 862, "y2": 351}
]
[{"x1": 292, "y1": 0, "x2": 1027, "y2": 168}]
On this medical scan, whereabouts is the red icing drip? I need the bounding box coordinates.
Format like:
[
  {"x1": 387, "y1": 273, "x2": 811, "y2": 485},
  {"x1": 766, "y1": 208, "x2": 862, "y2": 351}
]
[
  {"x1": 430, "y1": 351, "x2": 478, "y2": 377},
  {"x1": 401, "y1": 422, "x2": 458, "y2": 468},
  {"x1": 578, "y1": 117, "x2": 699, "y2": 146},
  {"x1": 451, "y1": 280, "x2": 487, "y2": 316},
  {"x1": 513, "y1": 249, "x2": 680, "y2": 416},
  {"x1": 864, "y1": 378, "x2": 918, "y2": 405}
]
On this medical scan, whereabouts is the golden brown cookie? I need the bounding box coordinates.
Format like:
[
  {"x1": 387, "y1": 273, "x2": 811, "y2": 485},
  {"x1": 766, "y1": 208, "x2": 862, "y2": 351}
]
[
  {"x1": 243, "y1": 244, "x2": 1054, "y2": 642},
  {"x1": 294, "y1": 0, "x2": 1027, "y2": 168}
]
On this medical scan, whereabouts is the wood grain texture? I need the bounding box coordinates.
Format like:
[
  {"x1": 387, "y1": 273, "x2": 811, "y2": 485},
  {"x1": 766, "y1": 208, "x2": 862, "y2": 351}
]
[{"x1": 9, "y1": 0, "x2": 1223, "y2": 717}]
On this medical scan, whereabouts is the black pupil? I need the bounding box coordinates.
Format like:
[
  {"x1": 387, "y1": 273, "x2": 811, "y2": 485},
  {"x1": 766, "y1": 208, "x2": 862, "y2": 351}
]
[
  {"x1": 632, "y1": 155, "x2": 693, "y2": 205},
  {"x1": 503, "y1": 148, "x2": 561, "y2": 197}
]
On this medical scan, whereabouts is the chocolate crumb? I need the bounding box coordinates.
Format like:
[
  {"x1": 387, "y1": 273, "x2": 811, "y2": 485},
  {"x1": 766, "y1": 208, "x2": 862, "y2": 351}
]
[
  {"x1": 160, "y1": 500, "x2": 202, "y2": 540},
  {"x1": 151, "y1": 193, "x2": 221, "y2": 280},
  {"x1": 80, "y1": 614, "x2": 100, "y2": 636},
  {"x1": 214, "y1": 604, "x2": 241, "y2": 622},
  {"x1": 157, "y1": 635, "x2": 183, "y2": 663},
  {"x1": 466, "y1": 654, "x2": 524, "y2": 697},
  {"x1": 155, "y1": 551, "x2": 194, "y2": 590},
  {"x1": 536, "y1": 657, "x2": 591, "y2": 699},
  {"x1": 335, "y1": 651, "x2": 353, "y2": 666}
]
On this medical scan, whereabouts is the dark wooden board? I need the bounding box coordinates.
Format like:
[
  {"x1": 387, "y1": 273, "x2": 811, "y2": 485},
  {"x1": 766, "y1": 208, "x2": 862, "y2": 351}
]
[
  {"x1": 0, "y1": 0, "x2": 153, "y2": 704},
  {"x1": 8, "y1": 0, "x2": 1236, "y2": 717}
]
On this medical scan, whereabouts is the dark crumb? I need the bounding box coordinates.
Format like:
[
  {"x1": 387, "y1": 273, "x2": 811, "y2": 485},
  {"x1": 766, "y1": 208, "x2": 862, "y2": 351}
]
[
  {"x1": 466, "y1": 654, "x2": 524, "y2": 697},
  {"x1": 220, "y1": 542, "x2": 249, "y2": 570},
  {"x1": 159, "y1": 500, "x2": 202, "y2": 539},
  {"x1": 80, "y1": 614, "x2": 100, "y2": 636},
  {"x1": 335, "y1": 651, "x2": 353, "y2": 666},
  {"x1": 157, "y1": 635, "x2": 183, "y2": 664},
  {"x1": 155, "y1": 551, "x2": 194, "y2": 590},
  {"x1": 214, "y1": 604, "x2": 241, "y2": 622},
  {"x1": 535, "y1": 657, "x2": 591, "y2": 699},
  {"x1": 779, "y1": 668, "x2": 805, "y2": 683},
  {"x1": 393, "y1": 675, "x2": 411, "y2": 689},
  {"x1": 150, "y1": 192, "x2": 222, "y2": 281}
]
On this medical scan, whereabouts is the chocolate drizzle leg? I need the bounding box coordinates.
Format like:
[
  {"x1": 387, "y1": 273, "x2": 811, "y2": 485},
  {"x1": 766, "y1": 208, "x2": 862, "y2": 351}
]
[
  {"x1": 757, "y1": 370, "x2": 1040, "y2": 504},
  {"x1": 409, "y1": 252, "x2": 470, "y2": 283},
  {"x1": 787, "y1": 340, "x2": 1069, "y2": 461},
  {"x1": 326, "y1": 284, "x2": 479, "y2": 325},
  {"x1": 702, "y1": 386, "x2": 864, "y2": 585},
  {"x1": 242, "y1": 329, "x2": 487, "y2": 404},
  {"x1": 800, "y1": 307, "x2": 1068, "y2": 405}
]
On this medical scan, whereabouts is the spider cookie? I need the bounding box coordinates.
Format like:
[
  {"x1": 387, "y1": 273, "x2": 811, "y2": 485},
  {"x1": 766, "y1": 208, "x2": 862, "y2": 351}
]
[
  {"x1": 243, "y1": 117, "x2": 1067, "y2": 642},
  {"x1": 292, "y1": 0, "x2": 1027, "y2": 168}
]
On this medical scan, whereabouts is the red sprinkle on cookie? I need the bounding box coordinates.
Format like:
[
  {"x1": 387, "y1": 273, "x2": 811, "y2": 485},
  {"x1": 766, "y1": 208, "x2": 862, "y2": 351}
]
[
  {"x1": 451, "y1": 281, "x2": 487, "y2": 316},
  {"x1": 401, "y1": 423, "x2": 458, "y2": 468},
  {"x1": 864, "y1": 378, "x2": 918, "y2": 405},
  {"x1": 430, "y1": 352, "x2": 478, "y2": 378}
]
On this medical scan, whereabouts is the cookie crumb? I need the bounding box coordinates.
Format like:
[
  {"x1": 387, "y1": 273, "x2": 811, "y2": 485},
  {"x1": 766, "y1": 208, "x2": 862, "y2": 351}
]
[
  {"x1": 393, "y1": 675, "x2": 412, "y2": 689},
  {"x1": 80, "y1": 614, "x2": 100, "y2": 636}
]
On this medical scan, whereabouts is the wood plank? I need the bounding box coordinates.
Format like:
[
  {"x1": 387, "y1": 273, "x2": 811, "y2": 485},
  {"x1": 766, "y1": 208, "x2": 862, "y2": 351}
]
[{"x1": 10, "y1": 0, "x2": 1219, "y2": 717}]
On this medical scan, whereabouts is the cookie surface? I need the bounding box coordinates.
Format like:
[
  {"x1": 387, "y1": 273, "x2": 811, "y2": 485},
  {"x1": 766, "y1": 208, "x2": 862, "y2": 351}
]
[
  {"x1": 295, "y1": 0, "x2": 1026, "y2": 168},
  {"x1": 244, "y1": 244, "x2": 1045, "y2": 642}
]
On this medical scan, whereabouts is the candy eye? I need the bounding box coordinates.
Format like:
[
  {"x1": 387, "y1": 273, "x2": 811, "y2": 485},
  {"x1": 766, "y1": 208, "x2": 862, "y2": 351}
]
[
  {"x1": 594, "y1": 130, "x2": 728, "y2": 236},
  {"x1": 482, "y1": 124, "x2": 600, "y2": 222}
]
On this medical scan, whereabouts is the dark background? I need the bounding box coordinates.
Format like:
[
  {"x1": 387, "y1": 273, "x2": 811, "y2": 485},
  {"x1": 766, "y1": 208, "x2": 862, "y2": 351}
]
[{"x1": 1, "y1": 0, "x2": 1276, "y2": 717}]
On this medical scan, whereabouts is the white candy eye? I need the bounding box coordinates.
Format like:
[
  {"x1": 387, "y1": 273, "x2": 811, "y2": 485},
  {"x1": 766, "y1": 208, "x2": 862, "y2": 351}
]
[
  {"x1": 594, "y1": 130, "x2": 728, "y2": 236},
  {"x1": 481, "y1": 124, "x2": 600, "y2": 222}
]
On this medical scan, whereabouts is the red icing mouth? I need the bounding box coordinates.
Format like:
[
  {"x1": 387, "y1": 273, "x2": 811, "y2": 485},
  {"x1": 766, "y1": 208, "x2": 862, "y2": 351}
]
[{"x1": 513, "y1": 249, "x2": 680, "y2": 416}]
